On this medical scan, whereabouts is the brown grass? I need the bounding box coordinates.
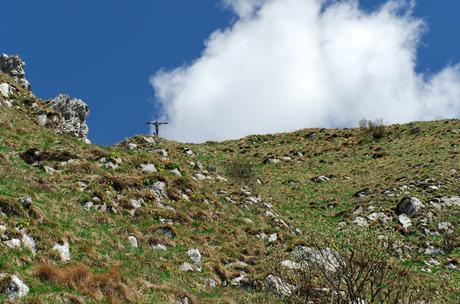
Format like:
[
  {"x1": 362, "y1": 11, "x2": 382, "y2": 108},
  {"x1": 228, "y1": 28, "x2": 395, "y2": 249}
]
[{"x1": 33, "y1": 263, "x2": 135, "y2": 303}]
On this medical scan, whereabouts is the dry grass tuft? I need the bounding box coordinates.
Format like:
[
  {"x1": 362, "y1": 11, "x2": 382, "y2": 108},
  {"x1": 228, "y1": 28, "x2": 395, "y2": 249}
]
[{"x1": 33, "y1": 263, "x2": 135, "y2": 303}]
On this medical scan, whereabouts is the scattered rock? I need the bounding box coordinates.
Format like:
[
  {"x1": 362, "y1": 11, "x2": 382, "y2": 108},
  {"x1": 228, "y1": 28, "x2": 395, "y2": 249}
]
[
  {"x1": 353, "y1": 217, "x2": 369, "y2": 227},
  {"x1": 0, "y1": 273, "x2": 29, "y2": 299},
  {"x1": 398, "y1": 214, "x2": 412, "y2": 228},
  {"x1": 152, "y1": 244, "x2": 167, "y2": 251},
  {"x1": 179, "y1": 262, "x2": 194, "y2": 272},
  {"x1": 128, "y1": 236, "x2": 139, "y2": 248},
  {"x1": 141, "y1": 164, "x2": 157, "y2": 173},
  {"x1": 170, "y1": 168, "x2": 182, "y2": 176},
  {"x1": 52, "y1": 241, "x2": 71, "y2": 261},
  {"x1": 367, "y1": 212, "x2": 390, "y2": 224},
  {"x1": 186, "y1": 249, "x2": 202, "y2": 271},
  {"x1": 311, "y1": 175, "x2": 329, "y2": 183},
  {"x1": 291, "y1": 246, "x2": 339, "y2": 273},
  {"x1": 353, "y1": 188, "x2": 374, "y2": 198},
  {"x1": 268, "y1": 233, "x2": 278, "y2": 243},
  {"x1": 4, "y1": 238, "x2": 21, "y2": 249},
  {"x1": 265, "y1": 275, "x2": 295, "y2": 297},
  {"x1": 19, "y1": 196, "x2": 32, "y2": 209},
  {"x1": 437, "y1": 222, "x2": 454, "y2": 234},
  {"x1": 396, "y1": 197, "x2": 424, "y2": 217}
]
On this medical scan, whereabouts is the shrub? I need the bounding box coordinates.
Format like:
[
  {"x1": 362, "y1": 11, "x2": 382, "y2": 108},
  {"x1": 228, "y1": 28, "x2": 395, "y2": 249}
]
[
  {"x1": 359, "y1": 118, "x2": 386, "y2": 140},
  {"x1": 224, "y1": 157, "x2": 255, "y2": 183},
  {"x1": 270, "y1": 229, "x2": 432, "y2": 304}
]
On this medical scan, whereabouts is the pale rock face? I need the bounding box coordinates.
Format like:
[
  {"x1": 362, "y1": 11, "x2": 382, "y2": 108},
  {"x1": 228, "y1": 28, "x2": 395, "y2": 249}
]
[
  {"x1": 20, "y1": 230, "x2": 36, "y2": 254},
  {"x1": 0, "y1": 54, "x2": 30, "y2": 89},
  {"x1": 52, "y1": 241, "x2": 71, "y2": 261},
  {"x1": 268, "y1": 233, "x2": 278, "y2": 243},
  {"x1": 48, "y1": 94, "x2": 89, "y2": 139},
  {"x1": 0, "y1": 273, "x2": 30, "y2": 299},
  {"x1": 291, "y1": 246, "x2": 340, "y2": 273},
  {"x1": 37, "y1": 114, "x2": 48, "y2": 126}
]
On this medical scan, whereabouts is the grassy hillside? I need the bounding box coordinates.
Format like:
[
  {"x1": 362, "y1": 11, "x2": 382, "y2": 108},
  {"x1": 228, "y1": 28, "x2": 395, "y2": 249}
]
[{"x1": 1, "y1": 71, "x2": 459, "y2": 303}]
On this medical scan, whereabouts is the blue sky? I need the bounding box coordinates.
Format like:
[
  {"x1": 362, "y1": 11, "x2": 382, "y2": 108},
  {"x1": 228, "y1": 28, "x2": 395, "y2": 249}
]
[{"x1": 1, "y1": 0, "x2": 459, "y2": 145}]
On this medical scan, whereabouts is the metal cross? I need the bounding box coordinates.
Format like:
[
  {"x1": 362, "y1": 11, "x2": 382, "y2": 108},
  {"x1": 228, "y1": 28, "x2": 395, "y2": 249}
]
[{"x1": 146, "y1": 116, "x2": 168, "y2": 136}]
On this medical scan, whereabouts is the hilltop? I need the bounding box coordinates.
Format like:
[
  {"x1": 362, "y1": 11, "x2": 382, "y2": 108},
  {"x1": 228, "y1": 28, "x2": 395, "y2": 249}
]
[{"x1": 0, "y1": 55, "x2": 459, "y2": 303}]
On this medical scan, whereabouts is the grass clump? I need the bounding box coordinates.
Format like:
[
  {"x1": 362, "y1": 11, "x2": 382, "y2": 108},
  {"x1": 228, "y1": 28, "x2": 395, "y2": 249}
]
[
  {"x1": 359, "y1": 118, "x2": 386, "y2": 140},
  {"x1": 224, "y1": 157, "x2": 255, "y2": 183}
]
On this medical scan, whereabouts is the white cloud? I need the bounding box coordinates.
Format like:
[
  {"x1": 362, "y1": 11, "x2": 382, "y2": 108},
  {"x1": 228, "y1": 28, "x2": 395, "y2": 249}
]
[{"x1": 151, "y1": 0, "x2": 460, "y2": 143}]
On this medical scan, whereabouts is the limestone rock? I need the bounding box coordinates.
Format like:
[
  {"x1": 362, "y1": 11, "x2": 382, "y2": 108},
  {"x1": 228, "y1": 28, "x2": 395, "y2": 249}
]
[
  {"x1": 0, "y1": 273, "x2": 29, "y2": 299},
  {"x1": 52, "y1": 241, "x2": 71, "y2": 261},
  {"x1": 353, "y1": 216, "x2": 369, "y2": 227},
  {"x1": 48, "y1": 94, "x2": 89, "y2": 139},
  {"x1": 141, "y1": 163, "x2": 157, "y2": 173},
  {"x1": 128, "y1": 236, "x2": 139, "y2": 248},
  {"x1": 292, "y1": 246, "x2": 340, "y2": 273},
  {"x1": 0, "y1": 54, "x2": 30, "y2": 89},
  {"x1": 398, "y1": 214, "x2": 412, "y2": 228}
]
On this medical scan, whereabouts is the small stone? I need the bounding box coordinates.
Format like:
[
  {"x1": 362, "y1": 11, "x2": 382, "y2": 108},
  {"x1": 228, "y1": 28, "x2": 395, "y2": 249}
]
[
  {"x1": 268, "y1": 158, "x2": 280, "y2": 164},
  {"x1": 353, "y1": 217, "x2": 369, "y2": 227},
  {"x1": 179, "y1": 262, "x2": 194, "y2": 272},
  {"x1": 128, "y1": 236, "x2": 138, "y2": 248},
  {"x1": 20, "y1": 231, "x2": 36, "y2": 254},
  {"x1": 312, "y1": 175, "x2": 329, "y2": 183},
  {"x1": 19, "y1": 196, "x2": 32, "y2": 208},
  {"x1": 141, "y1": 164, "x2": 157, "y2": 173},
  {"x1": 152, "y1": 244, "x2": 167, "y2": 251},
  {"x1": 438, "y1": 222, "x2": 454, "y2": 234},
  {"x1": 52, "y1": 241, "x2": 71, "y2": 261},
  {"x1": 205, "y1": 278, "x2": 217, "y2": 288},
  {"x1": 187, "y1": 249, "x2": 202, "y2": 265},
  {"x1": 367, "y1": 212, "x2": 390, "y2": 224},
  {"x1": 170, "y1": 168, "x2": 182, "y2": 176},
  {"x1": 127, "y1": 143, "x2": 138, "y2": 150},
  {"x1": 268, "y1": 233, "x2": 278, "y2": 243},
  {"x1": 194, "y1": 173, "x2": 208, "y2": 180},
  {"x1": 398, "y1": 214, "x2": 412, "y2": 228},
  {"x1": 43, "y1": 166, "x2": 57, "y2": 174}
]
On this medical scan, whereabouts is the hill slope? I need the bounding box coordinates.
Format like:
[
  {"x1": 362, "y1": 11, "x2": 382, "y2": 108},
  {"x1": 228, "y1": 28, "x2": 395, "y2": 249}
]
[{"x1": 1, "y1": 60, "x2": 459, "y2": 303}]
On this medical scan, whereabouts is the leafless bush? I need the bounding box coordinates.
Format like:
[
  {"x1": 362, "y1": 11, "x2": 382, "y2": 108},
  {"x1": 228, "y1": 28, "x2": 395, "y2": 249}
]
[
  {"x1": 359, "y1": 118, "x2": 386, "y2": 140},
  {"x1": 271, "y1": 231, "x2": 432, "y2": 304}
]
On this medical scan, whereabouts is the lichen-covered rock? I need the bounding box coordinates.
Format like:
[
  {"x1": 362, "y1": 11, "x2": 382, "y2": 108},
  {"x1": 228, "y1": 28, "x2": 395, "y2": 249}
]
[
  {"x1": 0, "y1": 273, "x2": 29, "y2": 299},
  {"x1": 0, "y1": 54, "x2": 30, "y2": 89},
  {"x1": 48, "y1": 94, "x2": 89, "y2": 139}
]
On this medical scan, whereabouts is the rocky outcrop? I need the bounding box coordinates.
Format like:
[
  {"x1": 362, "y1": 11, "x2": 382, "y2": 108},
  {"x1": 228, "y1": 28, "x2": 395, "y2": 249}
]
[
  {"x1": 0, "y1": 54, "x2": 30, "y2": 90},
  {"x1": 47, "y1": 94, "x2": 90, "y2": 139}
]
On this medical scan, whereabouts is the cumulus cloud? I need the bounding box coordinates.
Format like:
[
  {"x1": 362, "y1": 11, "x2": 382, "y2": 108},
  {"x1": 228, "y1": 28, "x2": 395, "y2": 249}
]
[{"x1": 151, "y1": 0, "x2": 460, "y2": 143}]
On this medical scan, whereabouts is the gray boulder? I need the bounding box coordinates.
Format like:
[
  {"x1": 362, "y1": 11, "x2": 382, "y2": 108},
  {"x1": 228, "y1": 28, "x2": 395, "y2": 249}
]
[
  {"x1": 0, "y1": 54, "x2": 30, "y2": 90},
  {"x1": 396, "y1": 197, "x2": 425, "y2": 217},
  {"x1": 48, "y1": 94, "x2": 89, "y2": 139}
]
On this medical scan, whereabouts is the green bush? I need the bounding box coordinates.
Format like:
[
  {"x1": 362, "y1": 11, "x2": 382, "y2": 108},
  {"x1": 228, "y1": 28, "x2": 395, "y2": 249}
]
[
  {"x1": 224, "y1": 157, "x2": 255, "y2": 183},
  {"x1": 359, "y1": 118, "x2": 386, "y2": 140}
]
